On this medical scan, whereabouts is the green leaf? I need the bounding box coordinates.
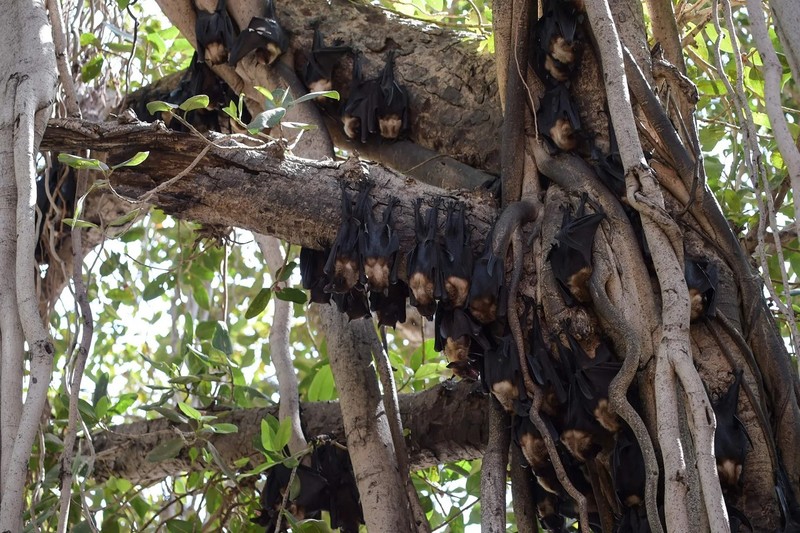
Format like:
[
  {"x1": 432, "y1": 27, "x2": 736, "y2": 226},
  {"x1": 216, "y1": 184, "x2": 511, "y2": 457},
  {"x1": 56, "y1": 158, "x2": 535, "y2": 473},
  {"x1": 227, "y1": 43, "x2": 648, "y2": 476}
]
[
  {"x1": 81, "y1": 54, "x2": 104, "y2": 82},
  {"x1": 276, "y1": 287, "x2": 307, "y2": 304},
  {"x1": 79, "y1": 32, "x2": 100, "y2": 47},
  {"x1": 294, "y1": 519, "x2": 334, "y2": 533},
  {"x1": 165, "y1": 518, "x2": 194, "y2": 533},
  {"x1": 178, "y1": 401, "x2": 202, "y2": 421},
  {"x1": 255, "y1": 86, "x2": 274, "y2": 102},
  {"x1": 110, "y1": 393, "x2": 137, "y2": 415},
  {"x1": 247, "y1": 108, "x2": 286, "y2": 131},
  {"x1": 78, "y1": 399, "x2": 98, "y2": 425},
  {"x1": 260, "y1": 418, "x2": 275, "y2": 452},
  {"x1": 147, "y1": 437, "x2": 184, "y2": 462},
  {"x1": 142, "y1": 275, "x2": 167, "y2": 301},
  {"x1": 95, "y1": 396, "x2": 111, "y2": 419},
  {"x1": 150, "y1": 406, "x2": 189, "y2": 424},
  {"x1": 145, "y1": 32, "x2": 167, "y2": 56},
  {"x1": 116, "y1": 0, "x2": 130, "y2": 8},
  {"x1": 146, "y1": 100, "x2": 178, "y2": 114},
  {"x1": 179, "y1": 95, "x2": 210, "y2": 112},
  {"x1": 207, "y1": 441, "x2": 237, "y2": 480},
  {"x1": 212, "y1": 322, "x2": 233, "y2": 355},
  {"x1": 275, "y1": 417, "x2": 292, "y2": 451},
  {"x1": 112, "y1": 151, "x2": 149, "y2": 169},
  {"x1": 307, "y1": 365, "x2": 335, "y2": 401},
  {"x1": 276, "y1": 261, "x2": 296, "y2": 282},
  {"x1": 222, "y1": 100, "x2": 239, "y2": 120},
  {"x1": 273, "y1": 88, "x2": 292, "y2": 107},
  {"x1": 62, "y1": 218, "x2": 100, "y2": 229},
  {"x1": 245, "y1": 288, "x2": 272, "y2": 319},
  {"x1": 191, "y1": 280, "x2": 210, "y2": 310},
  {"x1": 209, "y1": 423, "x2": 238, "y2": 434},
  {"x1": 292, "y1": 90, "x2": 340, "y2": 105},
  {"x1": 93, "y1": 372, "x2": 109, "y2": 406},
  {"x1": 58, "y1": 153, "x2": 110, "y2": 172}
]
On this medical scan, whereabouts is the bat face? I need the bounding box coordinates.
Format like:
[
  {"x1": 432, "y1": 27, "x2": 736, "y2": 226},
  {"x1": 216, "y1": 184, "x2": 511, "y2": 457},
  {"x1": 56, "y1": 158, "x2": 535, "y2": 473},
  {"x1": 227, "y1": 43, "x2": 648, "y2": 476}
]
[
  {"x1": 712, "y1": 369, "x2": 750, "y2": 489},
  {"x1": 303, "y1": 30, "x2": 351, "y2": 98},
  {"x1": 441, "y1": 202, "x2": 473, "y2": 309},
  {"x1": 378, "y1": 114, "x2": 404, "y2": 139},
  {"x1": 195, "y1": 0, "x2": 236, "y2": 65},
  {"x1": 342, "y1": 115, "x2": 361, "y2": 141},
  {"x1": 547, "y1": 194, "x2": 605, "y2": 306},
  {"x1": 685, "y1": 258, "x2": 719, "y2": 320},
  {"x1": 435, "y1": 304, "x2": 484, "y2": 380},
  {"x1": 406, "y1": 199, "x2": 443, "y2": 320},
  {"x1": 537, "y1": 85, "x2": 582, "y2": 152},
  {"x1": 228, "y1": 16, "x2": 288, "y2": 66},
  {"x1": 360, "y1": 197, "x2": 400, "y2": 294},
  {"x1": 468, "y1": 234, "x2": 504, "y2": 324},
  {"x1": 300, "y1": 247, "x2": 332, "y2": 304}
]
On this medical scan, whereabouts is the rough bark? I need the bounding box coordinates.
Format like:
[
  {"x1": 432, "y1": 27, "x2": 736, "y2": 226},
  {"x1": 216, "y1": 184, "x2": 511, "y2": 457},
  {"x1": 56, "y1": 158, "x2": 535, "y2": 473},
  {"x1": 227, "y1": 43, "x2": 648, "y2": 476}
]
[{"x1": 91, "y1": 380, "x2": 488, "y2": 487}]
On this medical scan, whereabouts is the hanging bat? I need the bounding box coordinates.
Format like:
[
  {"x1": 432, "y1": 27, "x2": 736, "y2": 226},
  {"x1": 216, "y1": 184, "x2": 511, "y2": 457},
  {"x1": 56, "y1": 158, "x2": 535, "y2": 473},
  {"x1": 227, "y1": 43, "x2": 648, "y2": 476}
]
[
  {"x1": 360, "y1": 196, "x2": 400, "y2": 294},
  {"x1": 531, "y1": 5, "x2": 583, "y2": 84},
  {"x1": 612, "y1": 428, "x2": 646, "y2": 509},
  {"x1": 342, "y1": 53, "x2": 377, "y2": 143},
  {"x1": 481, "y1": 335, "x2": 525, "y2": 411},
  {"x1": 468, "y1": 232, "x2": 505, "y2": 324},
  {"x1": 35, "y1": 157, "x2": 76, "y2": 264},
  {"x1": 303, "y1": 29, "x2": 351, "y2": 95},
  {"x1": 527, "y1": 310, "x2": 567, "y2": 412},
  {"x1": 369, "y1": 280, "x2": 408, "y2": 328},
  {"x1": 300, "y1": 247, "x2": 332, "y2": 304},
  {"x1": 195, "y1": 0, "x2": 237, "y2": 65},
  {"x1": 372, "y1": 50, "x2": 409, "y2": 140},
  {"x1": 324, "y1": 182, "x2": 368, "y2": 294},
  {"x1": 514, "y1": 410, "x2": 555, "y2": 473},
  {"x1": 331, "y1": 287, "x2": 371, "y2": 321},
  {"x1": 228, "y1": 0, "x2": 288, "y2": 67},
  {"x1": 252, "y1": 463, "x2": 329, "y2": 529},
  {"x1": 311, "y1": 440, "x2": 364, "y2": 533},
  {"x1": 547, "y1": 194, "x2": 605, "y2": 306},
  {"x1": 434, "y1": 303, "x2": 484, "y2": 380},
  {"x1": 712, "y1": 369, "x2": 750, "y2": 489},
  {"x1": 536, "y1": 85, "x2": 582, "y2": 152},
  {"x1": 440, "y1": 202, "x2": 473, "y2": 309},
  {"x1": 776, "y1": 454, "x2": 800, "y2": 532},
  {"x1": 591, "y1": 123, "x2": 626, "y2": 197},
  {"x1": 685, "y1": 257, "x2": 719, "y2": 321},
  {"x1": 406, "y1": 199, "x2": 444, "y2": 320}
]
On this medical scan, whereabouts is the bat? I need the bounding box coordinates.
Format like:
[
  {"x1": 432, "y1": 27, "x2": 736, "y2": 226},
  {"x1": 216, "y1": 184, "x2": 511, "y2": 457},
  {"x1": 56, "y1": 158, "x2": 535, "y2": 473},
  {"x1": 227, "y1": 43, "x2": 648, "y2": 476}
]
[
  {"x1": 195, "y1": 0, "x2": 237, "y2": 65},
  {"x1": 35, "y1": 157, "x2": 76, "y2": 264},
  {"x1": 372, "y1": 51, "x2": 409, "y2": 140},
  {"x1": 311, "y1": 439, "x2": 363, "y2": 533},
  {"x1": 406, "y1": 199, "x2": 443, "y2": 320},
  {"x1": 359, "y1": 195, "x2": 400, "y2": 294},
  {"x1": 435, "y1": 303, "x2": 485, "y2": 380},
  {"x1": 481, "y1": 335, "x2": 525, "y2": 411},
  {"x1": 547, "y1": 194, "x2": 605, "y2": 306},
  {"x1": 468, "y1": 232, "x2": 505, "y2": 324},
  {"x1": 228, "y1": 0, "x2": 288, "y2": 67},
  {"x1": 369, "y1": 280, "x2": 408, "y2": 328},
  {"x1": 590, "y1": 123, "x2": 625, "y2": 197},
  {"x1": 331, "y1": 287, "x2": 371, "y2": 321},
  {"x1": 300, "y1": 247, "x2": 332, "y2": 304},
  {"x1": 163, "y1": 53, "x2": 232, "y2": 132},
  {"x1": 527, "y1": 310, "x2": 567, "y2": 413},
  {"x1": 611, "y1": 428, "x2": 646, "y2": 509},
  {"x1": 252, "y1": 463, "x2": 329, "y2": 529},
  {"x1": 303, "y1": 29, "x2": 351, "y2": 95},
  {"x1": 712, "y1": 369, "x2": 750, "y2": 489},
  {"x1": 531, "y1": 2, "x2": 584, "y2": 85},
  {"x1": 534, "y1": 486, "x2": 568, "y2": 533},
  {"x1": 440, "y1": 202, "x2": 473, "y2": 309},
  {"x1": 514, "y1": 410, "x2": 556, "y2": 473},
  {"x1": 324, "y1": 182, "x2": 368, "y2": 294},
  {"x1": 725, "y1": 497, "x2": 753, "y2": 533},
  {"x1": 536, "y1": 85, "x2": 582, "y2": 152},
  {"x1": 685, "y1": 257, "x2": 719, "y2": 321},
  {"x1": 776, "y1": 453, "x2": 800, "y2": 532},
  {"x1": 342, "y1": 53, "x2": 377, "y2": 143}
]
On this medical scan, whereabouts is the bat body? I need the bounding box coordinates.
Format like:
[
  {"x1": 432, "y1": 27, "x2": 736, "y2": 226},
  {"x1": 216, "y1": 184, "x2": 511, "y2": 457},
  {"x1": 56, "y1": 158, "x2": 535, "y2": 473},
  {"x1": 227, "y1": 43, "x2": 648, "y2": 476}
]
[
  {"x1": 537, "y1": 85, "x2": 582, "y2": 152},
  {"x1": 359, "y1": 196, "x2": 400, "y2": 294},
  {"x1": 303, "y1": 30, "x2": 351, "y2": 95},
  {"x1": 712, "y1": 369, "x2": 750, "y2": 489},
  {"x1": 547, "y1": 194, "x2": 605, "y2": 306},
  {"x1": 685, "y1": 257, "x2": 719, "y2": 321},
  {"x1": 252, "y1": 463, "x2": 329, "y2": 529},
  {"x1": 527, "y1": 311, "x2": 567, "y2": 413},
  {"x1": 228, "y1": 0, "x2": 288, "y2": 67},
  {"x1": 311, "y1": 440, "x2": 363, "y2": 533},
  {"x1": 531, "y1": 2, "x2": 584, "y2": 85},
  {"x1": 342, "y1": 54, "x2": 376, "y2": 143},
  {"x1": 482, "y1": 335, "x2": 524, "y2": 411},
  {"x1": 468, "y1": 233, "x2": 505, "y2": 324},
  {"x1": 435, "y1": 303, "x2": 484, "y2": 380},
  {"x1": 300, "y1": 247, "x2": 332, "y2": 304},
  {"x1": 331, "y1": 288, "x2": 371, "y2": 321},
  {"x1": 324, "y1": 183, "x2": 368, "y2": 294},
  {"x1": 406, "y1": 199, "x2": 443, "y2": 320},
  {"x1": 440, "y1": 202, "x2": 473, "y2": 308},
  {"x1": 35, "y1": 157, "x2": 76, "y2": 264},
  {"x1": 612, "y1": 428, "x2": 646, "y2": 509},
  {"x1": 372, "y1": 51, "x2": 409, "y2": 140},
  {"x1": 369, "y1": 280, "x2": 408, "y2": 328},
  {"x1": 195, "y1": 0, "x2": 236, "y2": 65}
]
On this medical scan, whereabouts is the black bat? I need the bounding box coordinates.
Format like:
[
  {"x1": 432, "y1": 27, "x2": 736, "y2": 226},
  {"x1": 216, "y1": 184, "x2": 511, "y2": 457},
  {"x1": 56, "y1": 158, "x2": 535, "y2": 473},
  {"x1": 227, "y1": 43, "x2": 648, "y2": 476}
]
[
  {"x1": 440, "y1": 202, "x2": 473, "y2": 309},
  {"x1": 481, "y1": 335, "x2": 525, "y2": 411},
  {"x1": 776, "y1": 453, "x2": 800, "y2": 532},
  {"x1": 685, "y1": 257, "x2": 719, "y2": 321},
  {"x1": 300, "y1": 247, "x2": 331, "y2": 304},
  {"x1": 228, "y1": 0, "x2": 288, "y2": 67},
  {"x1": 311, "y1": 439, "x2": 363, "y2": 533},
  {"x1": 536, "y1": 85, "x2": 582, "y2": 152},
  {"x1": 324, "y1": 182, "x2": 368, "y2": 294},
  {"x1": 468, "y1": 232, "x2": 505, "y2": 324},
  {"x1": 369, "y1": 280, "x2": 408, "y2": 328},
  {"x1": 359, "y1": 195, "x2": 400, "y2": 294},
  {"x1": 406, "y1": 199, "x2": 444, "y2": 320},
  {"x1": 532, "y1": 482, "x2": 568, "y2": 533},
  {"x1": 712, "y1": 369, "x2": 750, "y2": 490},
  {"x1": 514, "y1": 411, "x2": 557, "y2": 474},
  {"x1": 611, "y1": 427, "x2": 646, "y2": 509},
  {"x1": 164, "y1": 53, "x2": 232, "y2": 133},
  {"x1": 527, "y1": 310, "x2": 567, "y2": 412},
  {"x1": 35, "y1": 157, "x2": 76, "y2": 264},
  {"x1": 342, "y1": 53, "x2": 377, "y2": 143},
  {"x1": 252, "y1": 463, "x2": 329, "y2": 529},
  {"x1": 195, "y1": 0, "x2": 237, "y2": 65},
  {"x1": 372, "y1": 51, "x2": 409, "y2": 140},
  {"x1": 590, "y1": 122, "x2": 625, "y2": 197},
  {"x1": 531, "y1": 3, "x2": 583, "y2": 85},
  {"x1": 331, "y1": 287, "x2": 371, "y2": 321},
  {"x1": 434, "y1": 303, "x2": 485, "y2": 380},
  {"x1": 303, "y1": 29, "x2": 351, "y2": 95},
  {"x1": 547, "y1": 194, "x2": 605, "y2": 306}
]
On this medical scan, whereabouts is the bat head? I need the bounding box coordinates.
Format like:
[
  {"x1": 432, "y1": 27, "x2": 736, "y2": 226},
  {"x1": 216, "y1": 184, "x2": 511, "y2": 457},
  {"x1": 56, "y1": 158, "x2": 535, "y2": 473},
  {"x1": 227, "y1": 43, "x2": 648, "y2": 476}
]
[
  {"x1": 342, "y1": 114, "x2": 361, "y2": 140},
  {"x1": 378, "y1": 114, "x2": 404, "y2": 139},
  {"x1": 203, "y1": 41, "x2": 229, "y2": 66},
  {"x1": 363, "y1": 256, "x2": 391, "y2": 293},
  {"x1": 550, "y1": 117, "x2": 579, "y2": 151}
]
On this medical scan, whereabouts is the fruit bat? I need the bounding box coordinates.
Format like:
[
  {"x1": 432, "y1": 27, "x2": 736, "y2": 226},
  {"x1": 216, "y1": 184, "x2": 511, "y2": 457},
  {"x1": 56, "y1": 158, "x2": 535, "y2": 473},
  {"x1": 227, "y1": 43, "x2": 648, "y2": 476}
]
[
  {"x1": 406, "y1": 199, "x2": 443, "y2": 320},
  {"x1": 481, "y1": 335, "x2": 525, "y2": 411},
  {"x1": 685, "y1": 257, "x2": 719, "y2": 321},
  {"x1": 195, "y1": 0, "x2": 237, "y2": 65},
  {"x1": 369, "y1": 280, "x2": 408, "y2": 328},
  {"x1": 547, "y1": 194, "x2": 605, "y2": 306},
  {"x1": 303, "y1": 29, "x2": 351, "y2": 94},
  {"x1": 468, "y1": 232, "x2": 505, "y2": 324},
  {"x1": 300, "y1": 247, "x2": 332, "y2": 304},
  {"x1": 515, "y1": 411, "x2": 556, "y2": 473},
  {"x1": 342, "y1": 53, "x2": 376, "y2": 143},
  {"x1": 228, "y1": 0, "x2": 288, "y2": 67},
  {"x1": 251, "y1": 463, "x2": 329, "y2": 530},
  {"x1": 533, "y1": 482, "x2": 568, "y2": 533},
  {"x1": 531, "y1": 4, "x2": 583, "y2": 85},
  {"x1": 434, "y1": 303, "x2": 485, "y2": 380},
  {"x1": 311, "y1": 440, "x2": 364, "y2": 533},
  {"x1": 440, "y1": 202, "x2": 473, "y2": 309},
  {"x1": 35, "y1": 158, "x2": 76, "y2": 264},
  {"x1": 527, "y1": 311, "x2": 567, "y2": 411},
  {"x1": 359, "y1": 196, "x2": 400, "y2": 294},
  {"x1": 372, "y1": 51, "x2": 409, "y2": 140},
  {"x1": 537, "y1": 85, "x2": 582, "y2": 152},
  {"x1": 324, "y1": 182, "x2": 368, "y2": 294},
  {"x1": 331, "y1": 287, "x2": 371, "y2": 321},
  {"x1": 776, "y1": 454, "x2": 800, "y2": 532},
  {"x1": 591, "y1": 125, "x2": 625, "y2": 197},
  {"x1": 712, "y1": 369, "x2": 750, "y2": 489},
  {"x1": 612, "y1": 428, "x2": 646, "y2": 509}
]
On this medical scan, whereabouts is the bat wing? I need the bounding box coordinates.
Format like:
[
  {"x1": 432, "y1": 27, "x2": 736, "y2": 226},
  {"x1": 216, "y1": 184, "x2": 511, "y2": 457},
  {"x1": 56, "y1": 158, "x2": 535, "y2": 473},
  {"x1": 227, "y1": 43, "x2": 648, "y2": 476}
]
[{"x1": 228, "y1": 29, "x2": 266, "y2": 65}]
